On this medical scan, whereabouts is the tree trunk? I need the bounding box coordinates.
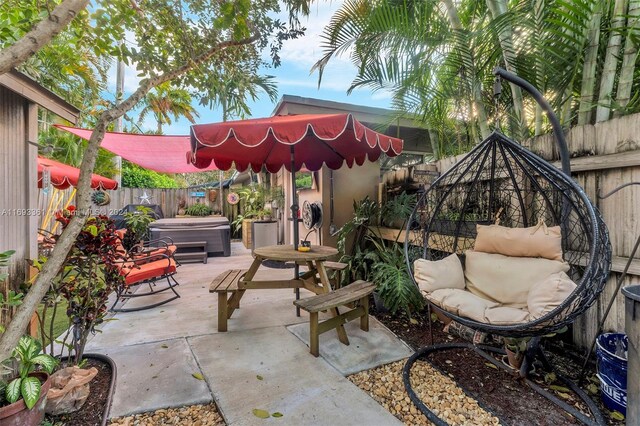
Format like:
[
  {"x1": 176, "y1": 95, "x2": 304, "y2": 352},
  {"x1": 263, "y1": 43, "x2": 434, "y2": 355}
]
[
  {"x1": 614, "y1": 0, "x2": 640, "y2": 116},
  {"x1": 533, "y1": 0, "x2": 545, "y2": 136},
  {"x1": 428, "y1": 129, "x2": 440, "y2": 159},
  {"x1": 0, "y1": 0, "x2": 89, "y2": 75},
  {"x1": 561, "y1": 89, "x2": 574, "y2": 129},
  {"x1": 577, "y1": 3, "x2": 603, "y2": 125},
  {"x1": 0, "y1": 30, "x2": 261, "y2": 361},
  {"x1": 441, "y1": 0, "x2": 490, "y2": 139},
  {"x1": 486, "y1": 0, "x2": 527, "y2": 137},
  {"x1": 596, "y1": 0, "x2": 629, "y2": 122}
]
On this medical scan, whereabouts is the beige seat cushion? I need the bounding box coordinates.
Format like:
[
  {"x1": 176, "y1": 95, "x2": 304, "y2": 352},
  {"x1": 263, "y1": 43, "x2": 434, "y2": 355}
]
[
  {"x1": 428, "y1": 288, "x2": 498, "y2": 322},
  {"x1": 528, "y1": 272, "x2": 577, "y2": 319},
  {"x1": 475, "y1": 224, "x2": 563, "y2": 261},
  {"x1": 465, "y1": 251, "x2": 570, "y2": 308},
  {"x1": 484, "y1": 306, "x2": 530, "y2": 325},
  {"x1": 414, "y1": 254, "x2": 465, "y2": 294}
]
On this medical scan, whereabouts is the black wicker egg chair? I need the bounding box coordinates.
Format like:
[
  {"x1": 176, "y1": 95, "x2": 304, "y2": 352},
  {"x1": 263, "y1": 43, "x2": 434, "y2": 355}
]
[{"x1": 401, "y1": 69, "x2": 611, "y2": 426}]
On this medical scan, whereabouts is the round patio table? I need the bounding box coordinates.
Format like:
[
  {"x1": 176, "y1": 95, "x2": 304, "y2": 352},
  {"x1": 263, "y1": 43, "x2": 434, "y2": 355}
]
[{"x1": 253, "y1": 244, "x2": 338, "y2": 262}]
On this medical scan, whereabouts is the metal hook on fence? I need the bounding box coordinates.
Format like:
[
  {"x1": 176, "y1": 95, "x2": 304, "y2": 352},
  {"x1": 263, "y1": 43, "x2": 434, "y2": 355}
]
[{"x1": 598, "y1": 182, "x2": 640, "y2": 199}]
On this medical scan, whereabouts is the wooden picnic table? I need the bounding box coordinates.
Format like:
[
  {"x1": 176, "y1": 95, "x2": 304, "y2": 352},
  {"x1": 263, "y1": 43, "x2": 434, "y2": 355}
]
[
  {"x1": 210, "y1": 245, "x2": 346, "y2": 342},
  {"x1": 236, "y1": 245, "x2": 339, "y2": 292}
]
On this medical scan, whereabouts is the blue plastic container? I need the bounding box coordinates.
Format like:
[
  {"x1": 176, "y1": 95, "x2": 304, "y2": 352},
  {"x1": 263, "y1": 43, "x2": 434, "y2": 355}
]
[{"x1": 596, "y1": 333, "x2": 628, "y2": 414}]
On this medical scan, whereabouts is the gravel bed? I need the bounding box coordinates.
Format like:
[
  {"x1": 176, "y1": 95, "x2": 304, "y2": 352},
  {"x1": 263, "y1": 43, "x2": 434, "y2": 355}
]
[
  {"x1": 348, "y1": 360, "x2": 501, "y2": 425},
  {"x1": 109, "y1": 403, "x2": 224, "y2": 426}
]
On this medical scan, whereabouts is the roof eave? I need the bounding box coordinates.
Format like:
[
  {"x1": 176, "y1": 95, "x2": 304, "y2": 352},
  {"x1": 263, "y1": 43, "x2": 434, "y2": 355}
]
[{"x1": 0, "y1": 70, "x2": 81, "y2": 123}]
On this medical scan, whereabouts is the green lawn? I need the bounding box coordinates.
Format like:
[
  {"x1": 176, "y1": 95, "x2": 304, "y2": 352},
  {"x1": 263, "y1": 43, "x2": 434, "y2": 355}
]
[{"x1": 35, "y1": 300, "x2": 70, "y2": 350}]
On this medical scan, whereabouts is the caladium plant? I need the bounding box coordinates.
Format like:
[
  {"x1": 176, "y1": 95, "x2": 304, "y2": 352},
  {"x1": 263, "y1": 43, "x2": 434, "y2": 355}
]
[{"x1": 1, "y1": 336, "x2": 57, "y2": 409}]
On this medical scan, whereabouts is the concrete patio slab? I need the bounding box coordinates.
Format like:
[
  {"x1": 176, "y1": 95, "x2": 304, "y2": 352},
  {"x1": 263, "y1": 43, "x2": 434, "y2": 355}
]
[
  {"x1": 83, "y1": 243, "x2": 414, "y2": 423},
  {"x1": 96, "y1": 338, "x2": 211, "y2": 418},
  {"x1": 286, "y1": 317, "x2": 414, "y2": 375},
  {"x1": 189, "y1": 327, "x2": 403, "y2": 426},
  {"x1": 86, "y1": 253, "x2": 310, "y2": 350}
]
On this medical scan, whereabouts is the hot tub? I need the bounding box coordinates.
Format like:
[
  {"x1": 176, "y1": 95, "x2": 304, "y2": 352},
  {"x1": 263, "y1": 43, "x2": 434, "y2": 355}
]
[{"x1": 150, "y1": 216, "x2": 231, "y2": 257}]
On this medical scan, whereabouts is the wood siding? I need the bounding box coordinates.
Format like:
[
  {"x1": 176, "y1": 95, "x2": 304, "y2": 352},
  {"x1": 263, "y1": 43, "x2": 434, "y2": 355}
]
[{"x1": 0, "y1": 86, "x2": 33, "y2": 326}]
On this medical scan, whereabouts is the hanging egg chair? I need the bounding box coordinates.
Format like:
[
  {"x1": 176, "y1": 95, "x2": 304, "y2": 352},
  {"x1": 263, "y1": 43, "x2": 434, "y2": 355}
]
[
  {"x1": 404, "y1": 70, "x2": 611, "y2": 338},
  {"x1": 402, "y1": 69, "x2": 611, "y2": 426}
]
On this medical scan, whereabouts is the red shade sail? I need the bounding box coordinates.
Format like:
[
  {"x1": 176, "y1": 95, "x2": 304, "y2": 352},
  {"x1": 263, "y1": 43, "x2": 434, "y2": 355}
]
[
  {"x1": 189, "y1": 113, "x2": 403, "y2": 172},
  {"x1": 38, "y1": 156, "x2": 118, "y2": 190},
  {"x1": 55, "y1": 125, "x2": 218, "y2": 174}
]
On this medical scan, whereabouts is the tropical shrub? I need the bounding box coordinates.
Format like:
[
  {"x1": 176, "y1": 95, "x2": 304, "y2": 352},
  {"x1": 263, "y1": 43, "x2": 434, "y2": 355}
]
[
  {"x1": 238, "y1": 186, "x2": 266, "y2": 213},
  {"x1": 123, "y1": 206, "x2": 155, "y2": 251},
  {"x1": 55, "y1": 209, "x2": 124, "y2": 363},
  {"x1": 122, "y1": 162, "x2": 180, "y2": 188},
  {"x1": 381, "y1": 192, "x2": 417, "y2": 229},
  {"x1": 369, "y1": 238, "x2": 424, "y2": 317},
  {"x1": 336, "y1": 194, "x2": 423, "y2": 317},
  {"x1": 184, "y1": 202, "x2": 213, "y2": 216}
]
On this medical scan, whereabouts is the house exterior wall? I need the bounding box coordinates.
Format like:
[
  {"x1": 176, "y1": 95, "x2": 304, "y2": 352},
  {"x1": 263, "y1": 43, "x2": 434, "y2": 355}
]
[
  {"x1": 284, "y1": 161, "x2": 380, "y2": 249},
  {"x1": 0, "y1": 85, "x2": 38, "y2": 295}
]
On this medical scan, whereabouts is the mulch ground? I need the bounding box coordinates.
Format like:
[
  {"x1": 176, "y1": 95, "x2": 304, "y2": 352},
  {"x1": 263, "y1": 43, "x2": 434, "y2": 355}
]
[
  {"x1": 374, "y1": 306, "x2": 625, "y2": 425},
  {"x1": 47, "y1": 357, "x2": 112, "y2": 426}
]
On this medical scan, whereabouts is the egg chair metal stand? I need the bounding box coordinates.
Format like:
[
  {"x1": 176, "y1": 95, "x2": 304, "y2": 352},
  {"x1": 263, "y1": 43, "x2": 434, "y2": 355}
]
[{"x1": 402, "y1": 68, "x2": 611, "y2": 425}]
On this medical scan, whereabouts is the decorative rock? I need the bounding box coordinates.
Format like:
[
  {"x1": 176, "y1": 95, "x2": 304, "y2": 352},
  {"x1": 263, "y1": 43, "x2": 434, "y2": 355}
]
[
  {"x1": 348, "y1": 360, "x2": 501, "y2": 426},
  {"x1": 109, "y1": 403, "x2": 223, "y2": 426}
]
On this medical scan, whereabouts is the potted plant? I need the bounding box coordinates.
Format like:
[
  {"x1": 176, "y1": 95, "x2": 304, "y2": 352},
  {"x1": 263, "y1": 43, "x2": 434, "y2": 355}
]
[
  {"x1": 0, "y1": 336, "x2": 57, "y2": 425},
  {"x1": 235, "y1": 186, "x2": 266, "y2": 248},
  {"x1": 503, "y1": 337, "x2": 529, "y2": 369},
  {"x1": 257, "y1": 209, "x2": 273, "y2": 221}
]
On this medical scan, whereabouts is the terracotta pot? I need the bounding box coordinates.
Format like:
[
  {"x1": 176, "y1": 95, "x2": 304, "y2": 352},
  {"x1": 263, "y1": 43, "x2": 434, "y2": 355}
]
[
  {"x1": 505, "y1": 347, "x2": 524, "y2": 370},
  {"x1": 0, "y1": 372, "x2": 51, "y2": 426},
  {"x1": 177, "y1": 208, "x2": 186, "y2": 216}
]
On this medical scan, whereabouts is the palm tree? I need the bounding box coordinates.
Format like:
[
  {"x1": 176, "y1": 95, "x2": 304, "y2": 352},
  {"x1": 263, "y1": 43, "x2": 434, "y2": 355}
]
[
  {"x1": 315, "y1": 0, "x2": 640, "y2": 157},
  {"x1": 137, "y1": 82, "x2": 200, "y2": 134}
]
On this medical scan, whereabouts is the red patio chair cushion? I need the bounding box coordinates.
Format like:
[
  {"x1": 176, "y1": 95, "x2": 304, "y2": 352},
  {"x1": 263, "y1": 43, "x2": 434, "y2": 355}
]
[{"x1": 121, "y1": 259, "x2": 177, "y2": 286}]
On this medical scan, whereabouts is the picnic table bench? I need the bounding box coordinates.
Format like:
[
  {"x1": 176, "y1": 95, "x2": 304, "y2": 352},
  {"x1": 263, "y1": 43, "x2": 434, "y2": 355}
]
[
  {"x1": 293, "y1": 280, "x2": 375, "y2": 356},
  {"x1": 209, "y1": 269, "x2": 247, "y2": 332}
]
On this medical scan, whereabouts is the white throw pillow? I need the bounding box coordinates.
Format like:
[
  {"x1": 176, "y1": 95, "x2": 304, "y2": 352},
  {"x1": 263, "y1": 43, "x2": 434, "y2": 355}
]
[
  {"x1": 484, "y1": 306, "x2": 530, "y2": 325},
  {"x1": 527, "y1": 272, "x2": 577, "y2": 319},
  {"x1": 428, "y1": 288, "x2": 498, "y2": 322},
  {"x1": 475, "y1": 224, "x2": 563, "y2": 261},
  {"x1": 414, "y1": 254, "x2": 465, "y2": 294},
  {"x1": 464, "y1": 250, "x2": 570, "y2": 308}
]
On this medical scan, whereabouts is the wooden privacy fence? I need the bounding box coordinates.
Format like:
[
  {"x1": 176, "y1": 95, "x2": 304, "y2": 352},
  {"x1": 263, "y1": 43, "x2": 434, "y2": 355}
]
[
  {"x1": 37, "y1": 187, "x2": 238, "y2": 232},
  {"x1": 385, "y1": 112, "x2": 640, "y2": 349}
]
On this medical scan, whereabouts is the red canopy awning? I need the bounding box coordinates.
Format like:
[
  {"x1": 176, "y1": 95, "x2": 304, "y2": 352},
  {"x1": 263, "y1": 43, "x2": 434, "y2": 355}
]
[
  {"x1": 38, "y1": 156, "x2": 118, "y2": 190},
  {"x1": 54, "y1": 125, "x2": 218, "y2": 174},
  {"x1": 189, "y1": 113, "x2": 403, "y2": 172}
]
